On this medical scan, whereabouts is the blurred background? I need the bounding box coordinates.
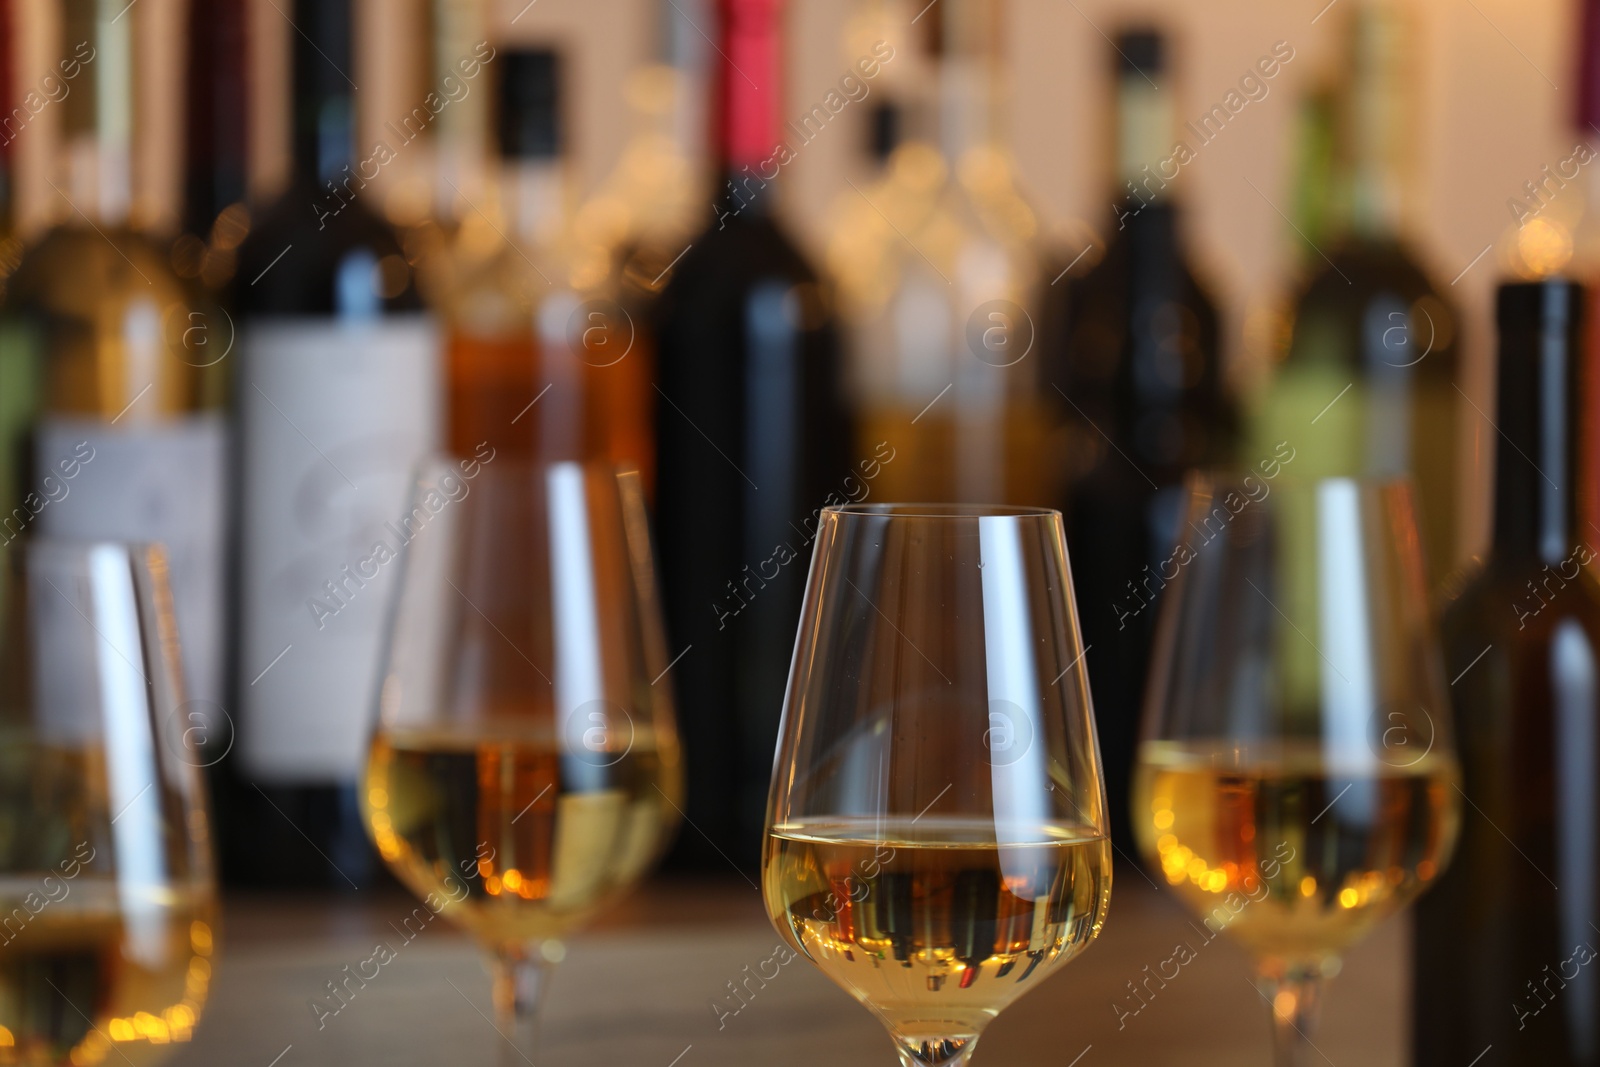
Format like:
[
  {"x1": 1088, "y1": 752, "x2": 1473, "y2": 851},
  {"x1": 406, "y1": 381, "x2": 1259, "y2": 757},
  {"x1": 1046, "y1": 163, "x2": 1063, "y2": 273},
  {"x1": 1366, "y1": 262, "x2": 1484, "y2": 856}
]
[
  {"x1": 0, "y1": 0, "x2": 1590, "y2": 1061},
  {"x1": 0, "y1": 0, "x2": 1579, "y2": 893},
  {"x1": 3, "y1": 0, "x2": 1572, "y2": 456}
]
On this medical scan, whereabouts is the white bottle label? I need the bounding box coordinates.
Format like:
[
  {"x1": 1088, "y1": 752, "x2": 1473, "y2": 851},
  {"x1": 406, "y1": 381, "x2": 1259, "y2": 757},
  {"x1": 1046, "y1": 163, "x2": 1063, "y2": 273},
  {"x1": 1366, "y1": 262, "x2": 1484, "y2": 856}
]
[
  {"x1": 35, "y1": 415, "x2": 229, "y2": 709},
  {"x1": 237, "y1": 317, "x2": 440, "y2": 784}
]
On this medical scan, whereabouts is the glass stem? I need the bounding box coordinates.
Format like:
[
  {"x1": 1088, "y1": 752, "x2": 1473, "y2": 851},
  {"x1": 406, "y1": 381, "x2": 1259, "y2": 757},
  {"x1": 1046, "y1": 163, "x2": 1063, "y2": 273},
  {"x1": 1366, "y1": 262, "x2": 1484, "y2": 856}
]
[
  {"x1": 894, "y1": 1036, "x2": 979, "y2": 1066},
  {"x1": 492, "y1": 948, "x2": 553, "y2": 1067},
  {"x1": 1257, "y1": 964, "x2": 1327, "y2": 1067}
]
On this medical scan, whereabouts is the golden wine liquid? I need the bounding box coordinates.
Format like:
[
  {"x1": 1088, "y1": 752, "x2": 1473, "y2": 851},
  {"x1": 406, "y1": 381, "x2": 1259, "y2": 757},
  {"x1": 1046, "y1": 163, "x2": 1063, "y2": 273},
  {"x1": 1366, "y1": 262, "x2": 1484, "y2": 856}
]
[
  {"x1": 1133, "y1": 740, "x2": 1460, "y2": 965},
  {"x1": 763, "y1": 817, "x2": 1111, "y2": 1044},
  {"x1": 0, "y1": 880, "x2": 214, "y2": 1067},
  {"x1": 364, "y1": 727, "x2": 679, "y2": 949}
]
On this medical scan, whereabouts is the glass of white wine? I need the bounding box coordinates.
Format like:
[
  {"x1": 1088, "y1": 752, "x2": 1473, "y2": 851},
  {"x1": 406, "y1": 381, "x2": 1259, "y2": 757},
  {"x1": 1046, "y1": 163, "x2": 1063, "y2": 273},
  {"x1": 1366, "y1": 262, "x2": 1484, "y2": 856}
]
[
  {"x1": 763, "y1": 504, "x2": 1112, "y2": 1067},
  {"x1": 1135, "y1": 475, "x2": 1460, "y2": 1065},
  {"x1": 362, "y1": 459, "x2": 683, "y2": 1063},
  {"x1": 0, "y1": 541, "x2": 218, "y2": 1066}
]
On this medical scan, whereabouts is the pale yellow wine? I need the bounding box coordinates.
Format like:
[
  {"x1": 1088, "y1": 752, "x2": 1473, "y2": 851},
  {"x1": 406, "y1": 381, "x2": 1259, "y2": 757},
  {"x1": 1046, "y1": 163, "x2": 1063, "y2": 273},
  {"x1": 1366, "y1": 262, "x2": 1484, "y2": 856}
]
[
  {"x1": 763, "y1": 816, "x2": 1111, "y2": 1044},
  {"x1": 364, "y1": 727, "x2": 680, "y2": 949},
  {"x1": 0, "y1": 880, "x2": 214, "y2": 1067},
  {"x1": 1133, "y1": 739, "x2": 1459, "y2": 963}
]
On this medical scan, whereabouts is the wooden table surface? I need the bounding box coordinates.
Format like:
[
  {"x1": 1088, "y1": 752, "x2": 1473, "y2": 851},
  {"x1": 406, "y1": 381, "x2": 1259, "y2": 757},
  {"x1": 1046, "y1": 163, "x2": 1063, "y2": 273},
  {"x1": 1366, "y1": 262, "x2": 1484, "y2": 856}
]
[{"x1": 165, "y1": 873, "x2": 1407, "y2": 1066}]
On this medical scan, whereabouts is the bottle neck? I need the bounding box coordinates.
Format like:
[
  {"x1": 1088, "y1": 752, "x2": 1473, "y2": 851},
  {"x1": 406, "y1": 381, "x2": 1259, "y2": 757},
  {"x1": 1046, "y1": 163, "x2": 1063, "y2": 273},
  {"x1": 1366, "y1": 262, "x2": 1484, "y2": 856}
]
[
  {"x1": 432, "y1": 0, "x2": 490, "y2": 216},
  {"x1": 713, "y1": 0, "x2": 784, "y2": 173},
  {"x1": 290, "y1": 0, "x2": 356, "y2": 185},
  {"x1": 938, "y1": 0, "x2": 1003, "y2": 162},
  {"x1": 184, "y1": 0, "x2": 249, "y2": 237},
  {"x1": 661, "y1": 0, "x2": 708, "y2": 161},
  {"x1": 1115, "y1": 73, "x2": 1173, "y2": 208},
  {"x1": 503, "y1": 159, "x2": 565, "y2": 247},
  {"x1": 1491, "y1": 282, "x2": 1589, "y2": 564},
  {"x1": 1578, "y1": 0, "x2": 1600, "y2": 133},
  {"x1": 61, "y1": 0, "x2": 135, "y2": 227},
  {"x1": 1343, "y1": 6, "x2": 1406, "y2": 240}
]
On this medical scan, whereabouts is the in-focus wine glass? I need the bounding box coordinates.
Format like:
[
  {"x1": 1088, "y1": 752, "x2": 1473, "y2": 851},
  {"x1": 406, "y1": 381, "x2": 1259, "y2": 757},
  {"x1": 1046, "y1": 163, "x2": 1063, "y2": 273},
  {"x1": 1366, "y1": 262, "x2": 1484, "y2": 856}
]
[
  {"x1": 1134, "y1": 475, "x2": 1460, "y2": 1065},
  {"x1": 764, "y1": 503, "x2": 1112, "y2": 1067},
  {"x1": 0, "y1": 541, "x2": 218, "y2": 1065},
  {"x1": 362, "y1": 459, "x2": 683, "y2": 1063}
]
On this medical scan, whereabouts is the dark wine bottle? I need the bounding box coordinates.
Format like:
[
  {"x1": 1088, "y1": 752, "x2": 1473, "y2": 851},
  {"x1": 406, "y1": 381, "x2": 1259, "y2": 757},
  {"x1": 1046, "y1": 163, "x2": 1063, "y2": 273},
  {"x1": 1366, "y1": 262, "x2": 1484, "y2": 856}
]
[
  {"x1": 1412, "y1": 279, "x2": 1600, "y2": 1065},
  {"x1": 653, "y1": 0, "x2": 850, "y2": 870},
  {"x1": 1045, "y1": 28, "x2": 1237, "y2": 848},
  {"x1": 173, "y1": 0, "x2": 251, "y2": 292},
  {"x1": 226, "y1": 0, "x2": 438, "y2": 888}
]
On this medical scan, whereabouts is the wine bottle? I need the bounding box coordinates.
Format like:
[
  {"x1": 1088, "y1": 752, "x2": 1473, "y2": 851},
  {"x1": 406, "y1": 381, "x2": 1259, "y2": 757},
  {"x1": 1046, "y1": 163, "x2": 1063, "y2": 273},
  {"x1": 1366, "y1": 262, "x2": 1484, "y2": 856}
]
[
  {"x1": 828, "y1": 0, "x2": 1048, "y2": 506},
  {"x1": 846, "y1": 0, "x2": 911, "y2": 176},
  {"x1": 592, "y1": 0, "x2": 707, "y2": 292},
  {"x1": 505, "y1": 49, "x2": 660, "y2": 481},
  {"x1": 172, "y1": 0, "x2": 251, "y2": 292},
  {"x1": 2, "y1": 0, "x2": 228, "y2": 707},
  {"x1": 433, "y1": 45, "x2": 658, "y2": 489},
  {"x1": 1412, "y1": 279, "x2": 1600, "y2": 1065},
  {"x1": 653, "y1": 0, "x2": 851, "y2": 869},
  {"x1": 1250, "y1": 3, "x2": 1460, "y2": 588},
  {"x1": 1044, "y1": 28, "x2": 1237, "y2": 848},
  {"x1": 573, "y1": 0, "x2": 718, "y2": 496},
  {"x1": 434, "y1": 47, "x2": 571, "y2": 461},
  {"x1": 229, "y1": 0, "x2": 439, "y2": 888}
]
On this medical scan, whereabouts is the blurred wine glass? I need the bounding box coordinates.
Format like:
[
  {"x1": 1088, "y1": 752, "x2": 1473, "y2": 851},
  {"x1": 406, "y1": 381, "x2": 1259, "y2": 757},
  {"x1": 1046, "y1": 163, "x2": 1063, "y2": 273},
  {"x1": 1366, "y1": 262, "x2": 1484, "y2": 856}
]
[
  {"x1": 0, "y1": 541, "x2": 218, "y2": 1065},
  {"x1": 361, "y1": 459, "x2": 683, "y2": 1063},
  {"x1": 763, "y1": 503, "x2": 1112, "y2": 1067},
  {"x1": 1135, "y1": 475, "x2": 1459, "y2": 1065}
]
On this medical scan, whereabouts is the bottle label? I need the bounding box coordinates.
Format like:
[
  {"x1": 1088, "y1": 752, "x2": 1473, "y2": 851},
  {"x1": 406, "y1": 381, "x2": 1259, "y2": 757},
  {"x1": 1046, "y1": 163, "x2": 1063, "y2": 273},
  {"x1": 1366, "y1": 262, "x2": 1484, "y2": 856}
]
[
  {"x1": 34, "y1": 414, "x2": 229, "y2": 709},
  {"x1": 237, "y1": 317, "x2": 440, "y2": 784}
]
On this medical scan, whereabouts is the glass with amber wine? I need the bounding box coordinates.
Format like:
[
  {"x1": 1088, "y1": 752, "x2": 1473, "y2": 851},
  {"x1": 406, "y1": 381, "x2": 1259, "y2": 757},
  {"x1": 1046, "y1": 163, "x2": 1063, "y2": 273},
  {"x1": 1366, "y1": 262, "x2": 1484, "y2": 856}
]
[
  {"x1": 1134, "y1": 475, "x2": 1460, "y2": 1064},
  {"x1": 763, "y1": 503, "x2": 1112, "y2": 1067},
  {"x1": 362, "y1": 460, "x2": 683, "y2": 1063},
  {"x1": 0, "y1": 541, "x2": 218, "y2": 1065}
]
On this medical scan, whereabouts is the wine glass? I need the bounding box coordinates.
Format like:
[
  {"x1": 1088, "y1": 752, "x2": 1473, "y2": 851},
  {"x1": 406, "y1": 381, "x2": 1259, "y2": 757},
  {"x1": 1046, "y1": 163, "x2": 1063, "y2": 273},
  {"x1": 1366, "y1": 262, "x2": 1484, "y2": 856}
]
[
  {"x1": 763, "y1": 503, "x2": 1112, "y2": 1067},
  {"x1": 0, "y1": 540, "x2": 218, "y2": 1065},
  {"x1": 1134, "y1": 475, "x2": 1460, "y2": 1064},
  {"x1": 361, "y1": 458, "x2": 683, "y2": 1063}
]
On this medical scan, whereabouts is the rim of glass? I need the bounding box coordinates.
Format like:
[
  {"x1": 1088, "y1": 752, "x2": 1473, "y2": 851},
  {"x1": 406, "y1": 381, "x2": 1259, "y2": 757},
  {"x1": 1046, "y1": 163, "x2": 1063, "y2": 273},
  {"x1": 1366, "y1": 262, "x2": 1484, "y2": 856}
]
[{"x1": 823, "y1": 502, "x2": 1061, "y2": 520}]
